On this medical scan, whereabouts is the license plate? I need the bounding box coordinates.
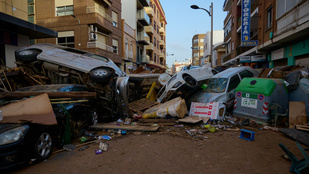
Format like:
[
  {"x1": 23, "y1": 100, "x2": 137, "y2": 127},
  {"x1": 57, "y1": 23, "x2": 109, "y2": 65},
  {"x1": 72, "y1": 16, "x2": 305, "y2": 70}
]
[{"x1": 241, "y1": 97, "x2": 257, "y2": 109}]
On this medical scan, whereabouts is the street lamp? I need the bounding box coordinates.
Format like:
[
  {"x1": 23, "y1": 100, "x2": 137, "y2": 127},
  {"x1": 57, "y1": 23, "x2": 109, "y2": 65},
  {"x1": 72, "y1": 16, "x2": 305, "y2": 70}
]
[{"x1": 191, "y1": 3, "x2": 213, "y2": 67}]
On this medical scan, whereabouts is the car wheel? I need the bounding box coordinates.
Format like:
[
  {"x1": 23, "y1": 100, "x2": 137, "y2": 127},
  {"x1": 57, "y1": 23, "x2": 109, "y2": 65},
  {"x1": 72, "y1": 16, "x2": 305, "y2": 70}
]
[
  {"x1": 184, "y1": 76, "x2": 197, "y2": 88},
  {"x1": 15, "y1": 49, "x2": 41, "y2": 62},
  {"x1": 34, "y1": 130, "x2": 54, "y2": 161},
  {"x1": 90, "y1": 67, "x2": 114, "y2": 83}
]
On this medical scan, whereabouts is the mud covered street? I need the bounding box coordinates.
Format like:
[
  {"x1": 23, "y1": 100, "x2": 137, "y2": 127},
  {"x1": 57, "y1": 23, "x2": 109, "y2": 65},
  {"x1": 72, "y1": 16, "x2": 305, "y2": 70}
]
[{"x1": 8, "y1": 127, "x2": 309, "y2": 174}]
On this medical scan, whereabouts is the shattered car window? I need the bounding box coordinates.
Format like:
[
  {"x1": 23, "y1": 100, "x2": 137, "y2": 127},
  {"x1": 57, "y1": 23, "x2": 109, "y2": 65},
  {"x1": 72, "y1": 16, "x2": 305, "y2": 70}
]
[{"x1": 205, "y1": 78, "x2": 228, "y2": 93}]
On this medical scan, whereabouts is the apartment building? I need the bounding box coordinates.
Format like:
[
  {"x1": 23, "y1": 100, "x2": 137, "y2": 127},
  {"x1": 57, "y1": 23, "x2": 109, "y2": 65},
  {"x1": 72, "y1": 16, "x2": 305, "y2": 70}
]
[
  {"x1": 222, "y1": 0, "x2": 261, "y2": 67},
  {"x1": 191, "y1": 34, "x2": 205, "y2": 66},
  {"x1": 222, "y1": 0, "x2": 309, "y2": 68},
  {"x1": 34, "y1": 0, "x2": 123, "y2": 66},
  {"x1": 202, "y1": 30, "x2": 224, "y2": 67},
  {"x1": 0, "y1": 0, "x2": 57, "y2": 68},
  {"x1": 258, "y1": 0, "x2": 309, "y2": 68}
]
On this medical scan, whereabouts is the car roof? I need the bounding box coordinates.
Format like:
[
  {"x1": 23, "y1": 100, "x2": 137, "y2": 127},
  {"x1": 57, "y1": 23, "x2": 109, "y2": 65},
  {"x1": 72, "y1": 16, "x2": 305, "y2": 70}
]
[
  {"x1": 212, "y1": 66, "x2": 255, "y2": 78},
  {"x1": 16, "y1": 84, "x2": 86, "y2": 92}
]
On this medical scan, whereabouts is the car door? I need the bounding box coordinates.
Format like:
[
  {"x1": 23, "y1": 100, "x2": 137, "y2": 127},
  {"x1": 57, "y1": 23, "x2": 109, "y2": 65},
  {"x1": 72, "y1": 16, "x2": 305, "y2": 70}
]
[{"x1": 226, "y1": 74, "x2": 241, "y2": 108}]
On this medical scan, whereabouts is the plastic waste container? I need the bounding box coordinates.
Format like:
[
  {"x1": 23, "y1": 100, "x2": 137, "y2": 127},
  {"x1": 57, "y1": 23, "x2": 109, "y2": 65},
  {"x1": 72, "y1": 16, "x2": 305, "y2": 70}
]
[
  {"x1": 233, "y1": 78, "x2": 288, "y2": 122},
  {"x1": 289, "y1": 78, "x2": 309, "y2": 120}
]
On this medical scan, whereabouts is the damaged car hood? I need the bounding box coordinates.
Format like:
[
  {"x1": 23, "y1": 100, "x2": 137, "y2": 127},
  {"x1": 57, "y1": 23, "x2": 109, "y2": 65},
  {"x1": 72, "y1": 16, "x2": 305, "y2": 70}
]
[{"x1": 188, "y1": 91, "x2": 226, "y2": 104}]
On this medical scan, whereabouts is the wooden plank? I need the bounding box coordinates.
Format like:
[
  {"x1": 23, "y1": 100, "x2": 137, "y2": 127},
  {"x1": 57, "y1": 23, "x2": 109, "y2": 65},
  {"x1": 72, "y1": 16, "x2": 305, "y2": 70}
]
[
  {"x1": 140, "y1": 118, "x2": 177, "y2": 123},
  {"x1": 89, "y1": 123, "x2": 160, "y2": 132},
  {"x1": 279, "y1": 128, "x2": 309, "y2": 147},
  {"x1": 289, "y1": 102, "x2": 307, "y2": 128},
  {"x1": 128, "y1": 98, "x2": 159, "y2": 114},
  {"x1": 178, "y1": 116, "x2": 203, "y2": 124},
  {"x1": 296, "y1": 125, "x2": 309, "y2": 132},
  {"x1": 0, "y1": 91, "x2": 97, "y2": 99}
]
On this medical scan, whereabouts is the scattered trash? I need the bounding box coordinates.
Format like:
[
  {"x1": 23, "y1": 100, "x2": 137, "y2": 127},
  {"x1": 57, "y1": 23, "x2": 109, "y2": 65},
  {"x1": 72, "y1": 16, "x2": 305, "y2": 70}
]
[
  {"x1": 95, "y1": 149, "x2": 103, "y2": 154},
  {"x1": 239, "y1": 129, "x2": 255, "y2": 141},
  {"x1": 99, "y1": 142, "x2": 109, "y2": 151},
  {"x1": 174, "y1": 124, "x2": 184, "y2": 127},
  {"x1": 63, "y1": 144, "x2": 76, "y2": 151},
  {"x1": 80, "y1": 136, "x2": 88, "y2": 143},
  {"x1": 97, "y1": 135, "x2": 112, "y2": 140},
  {"x1": 78, "y1": 146, "x2": 90, "y2": 151}
]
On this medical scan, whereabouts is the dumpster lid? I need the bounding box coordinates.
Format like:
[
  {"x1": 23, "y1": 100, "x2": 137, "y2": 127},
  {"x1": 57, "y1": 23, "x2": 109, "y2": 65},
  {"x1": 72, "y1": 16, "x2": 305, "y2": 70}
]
[{"x1": 236, "y1": 78, "x2": 286, "y2": 96}]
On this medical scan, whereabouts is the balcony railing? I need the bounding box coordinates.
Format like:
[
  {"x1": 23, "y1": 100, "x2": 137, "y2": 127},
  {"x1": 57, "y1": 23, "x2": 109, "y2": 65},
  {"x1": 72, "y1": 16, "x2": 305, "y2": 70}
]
[
  {"x1": 145, "y1": 26, "x2": 153, "y2": 35},
  {"x1": 159, "y1": 27, "x2": 165, "y2": 34},
  {"x1": 160, "y1": 40, "x2": 165, "y2": 46},
  {"x1": 160, "y1": 52, "x2": 165, "y2": 58},
  {"x1": 137, "y1": 31, "x2": 149, "y2": 45},
  {"x1": 145, "y1": 43, "x2": 154, "y2": 51},
  {"x1": 86, "y1": 6, "x2": 112, "y2": 23},
  {"x1": 140, "y1": 55, "x2": 150, "y2": 63},
  {"x1": 137, "y1": 9, "x2": 150, "y2": 26},
  {"x1": 87, "y1": 41, "x2": 113, "y2": 52},
  {"x1": 144, "y1": 7, "x2": 153, "y2": 17}
]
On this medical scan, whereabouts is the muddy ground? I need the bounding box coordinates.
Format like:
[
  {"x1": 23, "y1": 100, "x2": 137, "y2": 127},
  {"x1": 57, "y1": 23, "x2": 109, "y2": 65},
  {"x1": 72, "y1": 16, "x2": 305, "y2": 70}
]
[{"x1": 7, "y1": 124, "x2": 309, "y2": 174}]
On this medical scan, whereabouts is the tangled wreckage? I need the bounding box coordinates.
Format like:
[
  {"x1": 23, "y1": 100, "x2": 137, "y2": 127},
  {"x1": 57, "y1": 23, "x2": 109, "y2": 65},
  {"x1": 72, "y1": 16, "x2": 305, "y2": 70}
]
[{"x1": 0, "y1": 44, "x2": 160, "y2": 120}]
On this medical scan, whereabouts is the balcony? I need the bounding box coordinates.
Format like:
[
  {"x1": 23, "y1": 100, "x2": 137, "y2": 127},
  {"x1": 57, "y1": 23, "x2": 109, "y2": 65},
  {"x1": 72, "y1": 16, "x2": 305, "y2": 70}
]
[
  {"x1": 87, "y1": 41, "x2": 113, "y2": 52},
  {"x1": 159, "y1": 40, "x2": 165, "y2": 47},
  {"x1": 145, "y1": 43, "x2": 154, "y2": 51},
  {"x1": 223, "y1": 0, "x2": 232, "y2": 11},
  {"x1": 124, "y1": 50, "x2": 133, "y2": 60},
  {"x1": 137, "y1": 9, "x2": 150, "y2": 26},
  {"x1": 145, "y1": 26, "x2": 153, "y2": 35},
  {"x1": 137, "y1": 31, "x2": 149, "y2": 45},
  {"x1": 160, "y1": 52, "x2": 165, "y2": 58},
  {"x1": 144, "y1": 7, "x2": 153, "y2": 17},
  {"x1": 139, "y1": 0, "x2": 149, "y2": 7},
  {"x1": 159, "y1": 27, "x2": 165, "y2": 34},
  {"x1": 86, "y1": 6, "x2": 112, "y2": 23},
  {"x1": 276, "y1": 0, "x2": 309, "y2": 37},
  {"x1": 140, "y1": 55, "x2": 150, "y2": 63}
]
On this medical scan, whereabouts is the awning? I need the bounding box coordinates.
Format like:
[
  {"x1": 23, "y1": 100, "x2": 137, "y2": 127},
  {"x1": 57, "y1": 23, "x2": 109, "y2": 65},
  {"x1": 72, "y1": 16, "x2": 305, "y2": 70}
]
[{"x1": 0, "y1": 12, "x2": 57, "y2": 39}]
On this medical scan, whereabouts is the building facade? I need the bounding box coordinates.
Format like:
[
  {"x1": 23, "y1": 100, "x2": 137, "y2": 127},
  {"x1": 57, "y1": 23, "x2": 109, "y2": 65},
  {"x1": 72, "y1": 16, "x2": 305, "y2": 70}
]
[
  {"x1": 0, "y1": 0, "x2": 56, "y2": 68},
  {"x1": 122, "y1": 0, "x2": 167, "y2": 71},
  {"x1": 34, "y1": 0, "x2": 123, "y2": 66},
  {"x1": 202, "y1": 30, "x2": 224, "y2": 67},
  {"x1": 171, "y1": 59, "x2": 191, "y2": 74},
  {"x1": 222, "y1": 0, "x2": 309, "y2": 68},
  {"x1": 191, "y1": 34, "x2": 205, "y2": 66}
]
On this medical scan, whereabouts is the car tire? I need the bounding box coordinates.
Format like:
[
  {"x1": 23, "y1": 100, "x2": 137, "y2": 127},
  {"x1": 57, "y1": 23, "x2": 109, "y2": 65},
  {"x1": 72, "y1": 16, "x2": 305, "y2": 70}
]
[
  {"x1": 15, "y1": 49, "x2": 41, "y2": 62},
  {"x1": 184, "y1": 76, "x2": 197, "y2": 88},
  {"x1": 90, "y1": 67, "x2": 114, "y2": 83},
  {"x1": 34, "y1": 129, "x2": 54, "y2": 162}
]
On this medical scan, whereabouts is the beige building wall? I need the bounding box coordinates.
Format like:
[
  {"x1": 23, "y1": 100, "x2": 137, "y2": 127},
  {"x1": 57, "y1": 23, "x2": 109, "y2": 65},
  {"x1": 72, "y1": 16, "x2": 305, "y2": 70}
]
[{"x1": 0, "y1": 0, "x2": 28, "y2": 20}]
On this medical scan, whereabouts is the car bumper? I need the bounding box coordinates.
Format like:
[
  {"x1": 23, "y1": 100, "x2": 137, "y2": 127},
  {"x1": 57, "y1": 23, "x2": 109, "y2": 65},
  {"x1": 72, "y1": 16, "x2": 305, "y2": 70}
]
[{"x1": 0, "y1": 139, "x2": 29, "y2": 170}]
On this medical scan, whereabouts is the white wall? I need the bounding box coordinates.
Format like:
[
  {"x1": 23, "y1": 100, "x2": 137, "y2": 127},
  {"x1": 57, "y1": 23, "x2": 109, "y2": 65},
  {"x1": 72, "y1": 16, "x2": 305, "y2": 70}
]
[
  {"x1": 203, "y1": 30, "x2": 224, "y2": 57},
  {"x1": 5, "y1": 34, "x2": 29, "y2": 68},
  {"x1": 121, "y1": 0, "x2": 137, "y2": 30}
]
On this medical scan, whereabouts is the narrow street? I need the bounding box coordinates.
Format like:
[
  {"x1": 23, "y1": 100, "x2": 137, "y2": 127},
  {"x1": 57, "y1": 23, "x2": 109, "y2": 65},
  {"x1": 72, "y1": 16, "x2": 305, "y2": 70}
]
[{"x1": 9, "y1": 128, "x2": 308, "y2": 174}]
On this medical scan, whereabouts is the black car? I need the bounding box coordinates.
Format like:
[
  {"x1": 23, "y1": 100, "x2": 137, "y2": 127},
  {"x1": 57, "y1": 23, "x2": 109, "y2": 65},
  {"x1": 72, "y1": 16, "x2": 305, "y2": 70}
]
[{"x1": 0, "y1": 84, "x2": 98, "y2": 170}]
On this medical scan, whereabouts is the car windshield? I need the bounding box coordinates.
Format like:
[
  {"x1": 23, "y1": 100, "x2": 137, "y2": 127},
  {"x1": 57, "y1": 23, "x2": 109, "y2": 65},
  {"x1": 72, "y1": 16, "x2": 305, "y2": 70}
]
[
  {"x1": 181, "y1": 66, "x2": 201, "y2": 71},
  {"x1": 205, "y1": 78, "x2": 228, "y2": 93}
]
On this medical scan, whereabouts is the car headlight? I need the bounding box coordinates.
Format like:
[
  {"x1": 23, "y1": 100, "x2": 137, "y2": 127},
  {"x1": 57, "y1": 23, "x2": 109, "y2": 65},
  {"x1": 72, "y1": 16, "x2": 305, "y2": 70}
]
[
  {"x1": 172, "y1": 81, "x2": 183, "y2": 88},
  {"x1": 0, "y1": 125, "x2": 29, "y2": 145}
]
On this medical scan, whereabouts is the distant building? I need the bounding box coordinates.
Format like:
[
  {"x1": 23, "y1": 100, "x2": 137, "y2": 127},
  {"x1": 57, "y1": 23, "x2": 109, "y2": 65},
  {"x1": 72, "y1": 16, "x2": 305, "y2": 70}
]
[
  {"x1": 201, "y1": 30, "x2": 224, "y2": 66},
  {"x1": 171, "y1": 59, "x2": 191, "y2": 74},
  {"x1": 191, "y1": 34, "x2": 205, "y2": 66},
  {"x1": 122, "y1": 0, "x2": 167, "y2": 71}
]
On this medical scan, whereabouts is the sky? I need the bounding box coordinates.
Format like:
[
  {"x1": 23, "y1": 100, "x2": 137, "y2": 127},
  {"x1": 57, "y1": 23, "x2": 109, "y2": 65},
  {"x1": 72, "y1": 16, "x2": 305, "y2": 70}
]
[{"x1": 160, "y1": 0, "x2": 227, "y2": 68}]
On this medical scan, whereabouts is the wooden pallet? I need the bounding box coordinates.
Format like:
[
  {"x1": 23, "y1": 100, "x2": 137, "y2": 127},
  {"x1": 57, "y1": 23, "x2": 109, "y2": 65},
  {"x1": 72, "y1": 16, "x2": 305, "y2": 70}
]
[{"x1": 128, "y1": 98, "x2": 159, "y2": 115}]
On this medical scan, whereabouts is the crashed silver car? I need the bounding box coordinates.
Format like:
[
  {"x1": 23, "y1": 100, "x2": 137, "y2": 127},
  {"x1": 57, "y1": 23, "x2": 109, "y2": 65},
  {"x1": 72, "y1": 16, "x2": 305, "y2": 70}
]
[
  {"x1": 187, "y1": 66, "x2": 259, "y2": 120},
  {"x1": 14, "y1": 44, "x2": 147, "y2": 118},
  {"x1": 156, "y1": 65, "x2": 218, "y2": 103}
]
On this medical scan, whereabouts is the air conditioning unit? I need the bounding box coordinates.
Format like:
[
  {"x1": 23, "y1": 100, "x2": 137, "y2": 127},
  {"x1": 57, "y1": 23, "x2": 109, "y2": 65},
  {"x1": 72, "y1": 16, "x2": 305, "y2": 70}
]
[
  {"x1": 89, "y1": 24, "x2": 97, "y2": 33},
  {"x1": 89, "y1": 33, "x2": 97, "y2": 41}
]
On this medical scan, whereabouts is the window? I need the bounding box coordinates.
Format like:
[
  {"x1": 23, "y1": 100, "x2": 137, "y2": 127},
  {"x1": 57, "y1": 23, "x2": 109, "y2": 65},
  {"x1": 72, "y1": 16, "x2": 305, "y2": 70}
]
[
  {"x1": 154, "y1": 21, "x2": 156, "y2": 29},
  {"x1": 130, "y1": 42, "x2": 133, "y2": 51},
  {"x1": 227, "y1": 75, "x2": 241, "y2": 92},
  {"x1": 56, "y1": 5, "x2": 73, "y2": 16},
  {"x1": 57, "y1": 31, "x2": 74, "y2": 48},
  {"x1": 112, "y1": 39, "x2": 118, "y2": 54},
  {"x1": 154, "y1": 37, "x2": 156, "y2": 47},
  {"x1": 224, "y1": 19, "x2": 232, "y2": 37},
  {"x1": 154, "y1": 5, "x2": 156, "y2": 13},
  {"x1": 267, "y1": 6, "x2": 272, "y2": 29},
  {"x1": 157, "y1": 25, "x2": 159, "y2": 33},
  {"x1": 157, "y1": 40, "x2": 159, "y2": 49},
  {"x1": 154, "y1": 53, "x2": 156, "y2": 62},
  {"x1": 199, "y1": 39, "x2": 204, "y2": 43},
  {"x1": 112, "y1": 11, "x2": 118, "y2": 27},
  {"x1": 28, "y1": 0, "x2": 35, "y2": 23},
  {"x1": 239, "y1": 70, "x2": 254, "y2": 79},
  {"x1": 276, "y1": 0, "x2": 302, "y2": 19}
]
